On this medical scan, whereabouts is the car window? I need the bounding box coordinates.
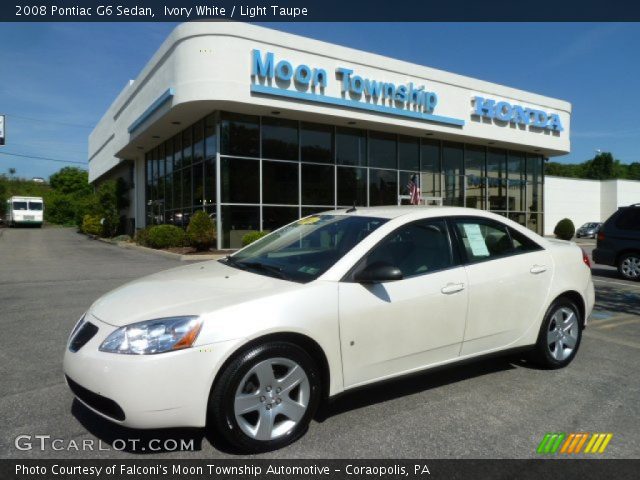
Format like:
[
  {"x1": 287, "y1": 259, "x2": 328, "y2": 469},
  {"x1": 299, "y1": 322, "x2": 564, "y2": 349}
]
[
  {"x1": 12, "y1": 202, "x2": 28, "y2": 210},
  {"x1": 28, "y1": 202, "x2": 43, "y2": 211},
  {"x1": 615, "y1": 208, "x2": 640, "y2": 231},
  {"x1": 509, "y1": 227, "x2": 543, "y2": 253},
  {"x1": 357, "y1": 219, "x2": 454, "y2": 278},
  {"x1": 454, "y1": 218, "x2": 514, "y2": 262}
]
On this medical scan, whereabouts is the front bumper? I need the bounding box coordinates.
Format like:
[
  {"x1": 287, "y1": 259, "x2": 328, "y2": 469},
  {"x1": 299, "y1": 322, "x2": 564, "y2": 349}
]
[{"x1": 63, "y1": 314, "x2": 243, "y2": 429}]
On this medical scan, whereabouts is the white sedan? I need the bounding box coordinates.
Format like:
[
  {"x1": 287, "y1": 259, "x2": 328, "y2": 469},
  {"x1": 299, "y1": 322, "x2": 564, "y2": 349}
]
[{"x1": 64, "y1": 207, "x2": 594, "y2": 452}]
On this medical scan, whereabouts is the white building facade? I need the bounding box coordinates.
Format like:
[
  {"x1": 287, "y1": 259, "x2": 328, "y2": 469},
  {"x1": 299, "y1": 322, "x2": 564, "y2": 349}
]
[{"x1": 89, "y1": 23, "x2": 573, "y2": 248}]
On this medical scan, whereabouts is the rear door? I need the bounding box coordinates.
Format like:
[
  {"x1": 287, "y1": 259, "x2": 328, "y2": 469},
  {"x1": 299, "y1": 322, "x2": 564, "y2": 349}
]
[
  {"x1": 451, "y1": 216, "x2": 553, "y2": 356},
  {"x1": 338, "y1": 218, "x2": 468, "y2": 387}
]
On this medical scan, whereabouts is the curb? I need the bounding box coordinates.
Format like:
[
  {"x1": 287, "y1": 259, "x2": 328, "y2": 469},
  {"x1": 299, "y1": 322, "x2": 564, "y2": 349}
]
[{"x1": 93, "y1": 236, "x2": 226, "y2": 261}]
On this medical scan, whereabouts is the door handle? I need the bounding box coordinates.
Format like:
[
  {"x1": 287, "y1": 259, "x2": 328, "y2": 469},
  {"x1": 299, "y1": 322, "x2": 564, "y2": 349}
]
[
  {"x1": 530, "y1": 265, "x2": 547, "y2": 274},
  {"x1": 441, "y1": 282, "x2": 465, "y2": 294}
]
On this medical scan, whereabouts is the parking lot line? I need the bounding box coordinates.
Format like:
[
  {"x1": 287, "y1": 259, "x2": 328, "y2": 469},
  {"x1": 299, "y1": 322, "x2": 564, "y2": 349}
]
[
  {"x1": 584, "y1": 330, "x2": 640, "y2": 350},
  {"x1": 592, "y1": 278, "x2": 640, "y2": 289},
  {"x1": 595, "y1": 318, "x2": 640, "y2": 330}
]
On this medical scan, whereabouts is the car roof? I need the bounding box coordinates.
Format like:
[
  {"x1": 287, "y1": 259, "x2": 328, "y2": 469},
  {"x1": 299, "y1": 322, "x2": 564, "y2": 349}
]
[{"x1": 316, "y1": 205, "x2": 502, "y2": 220}]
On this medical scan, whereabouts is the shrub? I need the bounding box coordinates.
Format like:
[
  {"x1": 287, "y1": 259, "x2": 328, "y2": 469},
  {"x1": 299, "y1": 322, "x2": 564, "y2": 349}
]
[
  {"x1": 242, "y1": 230, "x2": 268, "y2": 247},
  {"x1": 134, "y1": 227, "x2": 152, "y2": 247},
  {"x1": 186, "y1": 210, "x2": 216, "y2": 251},
  {"x1": 146, "y1": 224, "x2": 186, "y2": 249},
  {"x1": 81, "y1": 214, "x2": 103, "y2": 236},
  {"x1": 554, "y1": 218, "x2": 575, "y2": 240}
]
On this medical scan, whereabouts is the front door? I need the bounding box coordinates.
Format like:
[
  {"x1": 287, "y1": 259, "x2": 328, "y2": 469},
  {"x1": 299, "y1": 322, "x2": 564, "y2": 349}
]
[{"x1": 338, "y1": 218, "x2": 468, "y2": 388}]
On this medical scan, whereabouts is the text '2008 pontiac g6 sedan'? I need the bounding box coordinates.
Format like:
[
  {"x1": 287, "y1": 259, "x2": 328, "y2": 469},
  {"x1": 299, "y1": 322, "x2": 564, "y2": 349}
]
[{"x1": 64, "y1": 206, "x2": 594, "y2": 452}]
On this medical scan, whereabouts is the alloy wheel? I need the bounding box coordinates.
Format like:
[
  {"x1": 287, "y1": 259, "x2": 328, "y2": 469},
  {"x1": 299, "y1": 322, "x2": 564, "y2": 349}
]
[
  {"x1": 547, "y1": 307, "x2": 579, "y2": 361},
  {"x1": 620, "y1": 255, "x2": 640, "y2": 279},
  {"x1": 234, "y1": 357, "x2": 310, "y2": 441}
]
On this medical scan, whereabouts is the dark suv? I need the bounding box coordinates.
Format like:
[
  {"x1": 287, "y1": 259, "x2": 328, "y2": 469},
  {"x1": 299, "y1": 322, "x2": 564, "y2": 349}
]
[{"x1": 593, "y1": 204, "x2": 640, "y2": 280}]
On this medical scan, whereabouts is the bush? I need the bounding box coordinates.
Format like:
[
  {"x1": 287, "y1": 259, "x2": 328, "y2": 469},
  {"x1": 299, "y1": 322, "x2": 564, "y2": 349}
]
[
  {"x1": 146, "y1": 224, "x2": 186, "y2": 249},
  {"x1": 81, "y1": 214, "x2": 103, "y2": 236},
  {"x1": 134, "y1": 227, "x2": 150, "y2": 246},
  {"x1": 554, "y1": 218, "x2": 575, "y2": 240},
  {"x1": 186, "y1": 210, "x2": 216, "y2": 251},
  {"x1": 242, "y1": 230, "x2": 268, "y2": 247}
]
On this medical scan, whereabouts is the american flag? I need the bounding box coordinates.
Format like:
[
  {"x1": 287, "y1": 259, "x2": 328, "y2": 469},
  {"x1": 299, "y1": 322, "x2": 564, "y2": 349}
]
[{"x1": 408, "y1": 174, "x2": 421, "y2": 205}]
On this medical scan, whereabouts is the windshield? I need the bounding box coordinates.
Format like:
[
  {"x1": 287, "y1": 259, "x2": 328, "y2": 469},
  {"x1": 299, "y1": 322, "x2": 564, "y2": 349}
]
[
  {"x1": 28, "y1": 202, "x2": 43, "y2": 211},
  {"x1": 12, "y1": 202, "x2": 28, "y2": 211},
  {"x1": 223, "y1": 214, "x2": 387, "y2": 283}
]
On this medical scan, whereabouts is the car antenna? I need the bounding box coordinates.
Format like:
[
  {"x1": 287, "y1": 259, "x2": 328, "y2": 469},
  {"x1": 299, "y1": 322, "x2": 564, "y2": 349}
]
[{"x1": 346, "y1": 202, "x2": 357, "y2": 213}]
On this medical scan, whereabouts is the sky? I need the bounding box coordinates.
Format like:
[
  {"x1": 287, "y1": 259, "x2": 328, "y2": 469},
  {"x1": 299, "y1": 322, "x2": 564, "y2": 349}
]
[{"x1": 1, "y1": 22, "x2": 639, "y2": 180}]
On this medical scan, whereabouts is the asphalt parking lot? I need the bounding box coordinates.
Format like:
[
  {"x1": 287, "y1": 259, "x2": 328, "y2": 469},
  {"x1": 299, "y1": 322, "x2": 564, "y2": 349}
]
[{"x1": 0, "y1": 226, "x2": 638, "y2": 459}]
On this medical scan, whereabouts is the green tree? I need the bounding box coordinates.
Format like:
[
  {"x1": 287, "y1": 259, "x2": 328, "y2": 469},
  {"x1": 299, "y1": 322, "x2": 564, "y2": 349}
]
[
  {"x1": 626, "y1": 162, "x2": 640, "y2": 181},
  {"x1": 49, "y1": 167, "x2": 92, "y2": 195}
]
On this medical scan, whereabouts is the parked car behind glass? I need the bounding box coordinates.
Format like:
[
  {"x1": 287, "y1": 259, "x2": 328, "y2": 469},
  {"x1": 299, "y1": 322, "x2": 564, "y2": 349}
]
[
  {"x1": 576, "y1": 222, "x2": 601, "y2": 239},
  {"x1": 593, "y1": 204, "x2": 640, "y2": 280}
]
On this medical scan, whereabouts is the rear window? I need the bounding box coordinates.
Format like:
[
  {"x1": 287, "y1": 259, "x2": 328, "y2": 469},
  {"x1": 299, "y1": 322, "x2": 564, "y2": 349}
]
[
  {"x1": 12, "y1": 202, "x2": 27, "y2": 210},
  {"x1": 615, "y1": 208, "x2": 640, "y2": 231}
]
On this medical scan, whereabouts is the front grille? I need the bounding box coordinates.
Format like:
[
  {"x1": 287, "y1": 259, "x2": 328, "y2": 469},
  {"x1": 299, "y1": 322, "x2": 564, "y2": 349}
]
[
  {"x1": 66, "y1": 376, "x2": 126, "y2": 421},
  {"x1": 69, "y1": 322, "x2": 98, "y2": 352}
]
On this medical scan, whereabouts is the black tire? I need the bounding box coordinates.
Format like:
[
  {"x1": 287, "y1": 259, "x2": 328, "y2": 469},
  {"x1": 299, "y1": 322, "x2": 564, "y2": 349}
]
[
  {"x1": 531, "y1": 298, "x2": 582, "y2": 369},
  {"x1": 617, "y1": 252, "x2": 640, "y2": 281},
  {"x1": 209, "y1": 341, "x2": 321, "y2": 453}
]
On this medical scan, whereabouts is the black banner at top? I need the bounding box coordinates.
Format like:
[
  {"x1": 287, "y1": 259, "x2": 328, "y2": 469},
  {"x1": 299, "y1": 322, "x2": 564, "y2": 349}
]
[{"x1": 2, "y1": 0, "x2": 640, "y2": 21}]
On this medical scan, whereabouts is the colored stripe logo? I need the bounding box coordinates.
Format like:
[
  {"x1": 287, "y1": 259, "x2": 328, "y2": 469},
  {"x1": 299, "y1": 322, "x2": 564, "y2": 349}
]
[{"x1": 537, "y1": 433, "x2": 613, "y2": 454}]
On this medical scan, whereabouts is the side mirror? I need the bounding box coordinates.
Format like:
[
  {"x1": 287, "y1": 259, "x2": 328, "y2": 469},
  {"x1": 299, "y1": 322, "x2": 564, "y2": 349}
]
[{"x1": 354, "y1": 261, "x2": 403, "y2": 284}]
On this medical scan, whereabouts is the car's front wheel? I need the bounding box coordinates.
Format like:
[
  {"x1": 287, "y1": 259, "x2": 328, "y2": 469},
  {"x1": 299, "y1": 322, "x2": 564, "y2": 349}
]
[
  {"x1": 209, "y1": 341, "x2": 321, "y2": 453},
  {"x1": 531, "y1": 298, "x2": 582, "y2": 369},
  {"x1": 618, "y1": 253, "x2": 640, "y2": 281}
]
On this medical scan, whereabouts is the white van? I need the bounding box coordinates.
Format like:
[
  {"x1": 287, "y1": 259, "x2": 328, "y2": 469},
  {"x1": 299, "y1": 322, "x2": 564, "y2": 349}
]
[{"x1": 5, "y1": 196, "x2": 44, "y2": 227}]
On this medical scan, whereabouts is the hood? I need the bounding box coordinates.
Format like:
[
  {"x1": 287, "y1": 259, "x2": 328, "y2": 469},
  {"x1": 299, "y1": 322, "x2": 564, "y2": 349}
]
[{"x1": 89, "y1": 260, "x2": 298, "y2": 327}]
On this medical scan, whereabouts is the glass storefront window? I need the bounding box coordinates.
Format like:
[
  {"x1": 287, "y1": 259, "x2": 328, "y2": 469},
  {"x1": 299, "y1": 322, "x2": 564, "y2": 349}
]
[
  {"x1": 204, "y1": 158, "x2": 215, "y2": 207},
  {"x1": 204, "y1": 114, "x2": 216, "y2": 161},
  {"x1": 193, "y1": 163, "x2": 204, "y2": 208},
  {"x1": 369, "y1": 169, "x2": 397, "y2": 206},
  {"x1": 262, "y1": 206, "x2": 299, "y2": 232},
  {"x1": 221, "y1": 112, "x2": 259, "y2": 158},
  {"x1": 465, "y1": 145, "x2": 486, "y2": 209},
  {"x1": 263, "y1": 160, "x2": 299, "y2": 205},
  {"x1": 508, "y1": 152, "x2": 526, "y2": 212},
  {"x1": 442, "y1": 142, "x2": 463, "y2": 176},
  {"x1": 262, "y1": 117, "x2": 299, "y2": 161},
  {"x1": 443, "y1": 175, "x2": 464, "y2": 207},
  {"x1": 221, "y1": 157, "x2": 259, "y2": 204},
  {"x1": 173, "y1": 170, "x2": 182, "y2": 211},
  {"x1": 182, "y1": 165, "x2": 192, "y2": 208},
  {"x1": 222, "y1": 205, "x2": 259, "y2": 249},
  {"x1": 487, "y1": 148, "x2": 507, "y2": 211},
  {"x1": 173, "y1": 134, "x2": 182, "y2": 169},
  {"x1": 193, "y1": 120, "x2": 204, "y2": 164},
  {"x1": 301, "y1": 122, "x2": 333, "y2": 163},
  {"x1": 182, "y1": 127, "x2": 193, "y2": 167},
  {"x1": 399, "y1": 171, "x2": 421, "y2": 204},
  {"x1": 398, "y1": 135, "x2": 419, "y2": 171},
  {"x1": 369, "y1": 131, "x2": 397, "y2": 169},
  {"x1": 165, "y1": 139, "x2": 173, "y2": 175},
  {"x1": 337, "y1": 166, "x2": 367, "y2": 207},
  {"x1": 421, "y1": 139, "x2": 441, "y2": 198},
  {"x1": 336, "y1": 127, "x2": 366, "y2": 166},
  {"x1": 302, "y1": 164, "x2": 334, "y2": 205}
]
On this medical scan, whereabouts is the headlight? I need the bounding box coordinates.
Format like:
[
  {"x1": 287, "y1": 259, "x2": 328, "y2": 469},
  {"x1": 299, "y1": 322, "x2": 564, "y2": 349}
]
[{"x1": 99, "y1": 316, "x2": 202, "y2": 355}]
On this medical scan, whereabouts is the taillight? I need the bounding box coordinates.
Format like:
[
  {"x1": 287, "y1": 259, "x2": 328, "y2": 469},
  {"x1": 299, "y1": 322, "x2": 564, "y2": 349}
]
[
  {"x1": 597, "y1": 231, "x2": 605, "y2": 241},
  {"x1": 581, "y1": 248, "x2": 591, "y2": 268}
]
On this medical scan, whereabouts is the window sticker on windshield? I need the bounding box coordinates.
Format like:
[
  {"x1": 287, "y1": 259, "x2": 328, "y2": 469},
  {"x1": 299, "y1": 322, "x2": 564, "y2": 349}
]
[
  {"x1": 299, "y1": 216, "x2": 321, "y2": 225},
  {"x1": 298, "y1": 266, "x2": 320, "y2": 275},
  {"x1": 462, "y1": 223, "x2": 490, "y2": 257}
]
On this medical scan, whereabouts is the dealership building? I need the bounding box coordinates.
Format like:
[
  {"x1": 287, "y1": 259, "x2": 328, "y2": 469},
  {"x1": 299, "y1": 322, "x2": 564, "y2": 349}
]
[{"x1": 89, "y1": 22, "x2": 578, "y2": 249}]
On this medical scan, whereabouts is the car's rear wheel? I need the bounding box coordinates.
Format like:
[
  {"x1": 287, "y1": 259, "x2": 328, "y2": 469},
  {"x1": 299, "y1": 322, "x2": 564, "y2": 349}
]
[
  {"x1": 531, "y1": 298, "x2": 582, "y2": 369},
  {"x1": 209, "y1": 341, "x2": 321, "y2": 453},
  {"x1": 618, "y1": 253, "x2": 640, "y2": 281}
]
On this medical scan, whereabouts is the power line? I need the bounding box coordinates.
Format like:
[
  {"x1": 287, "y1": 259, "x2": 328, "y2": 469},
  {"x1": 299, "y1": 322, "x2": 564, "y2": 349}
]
[
  {"x1": 4, "y1": 114, "x2": 94, "y2": 129},
  {"x1": 0, "y1": 151, "x2": 87, "y2": 165}
]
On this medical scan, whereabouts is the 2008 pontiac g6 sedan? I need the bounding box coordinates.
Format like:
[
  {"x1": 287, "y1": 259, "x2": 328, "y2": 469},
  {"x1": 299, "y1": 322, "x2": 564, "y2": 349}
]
[{"x1": 64, "y1": 206, "x2": 595, "y2": 452}]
